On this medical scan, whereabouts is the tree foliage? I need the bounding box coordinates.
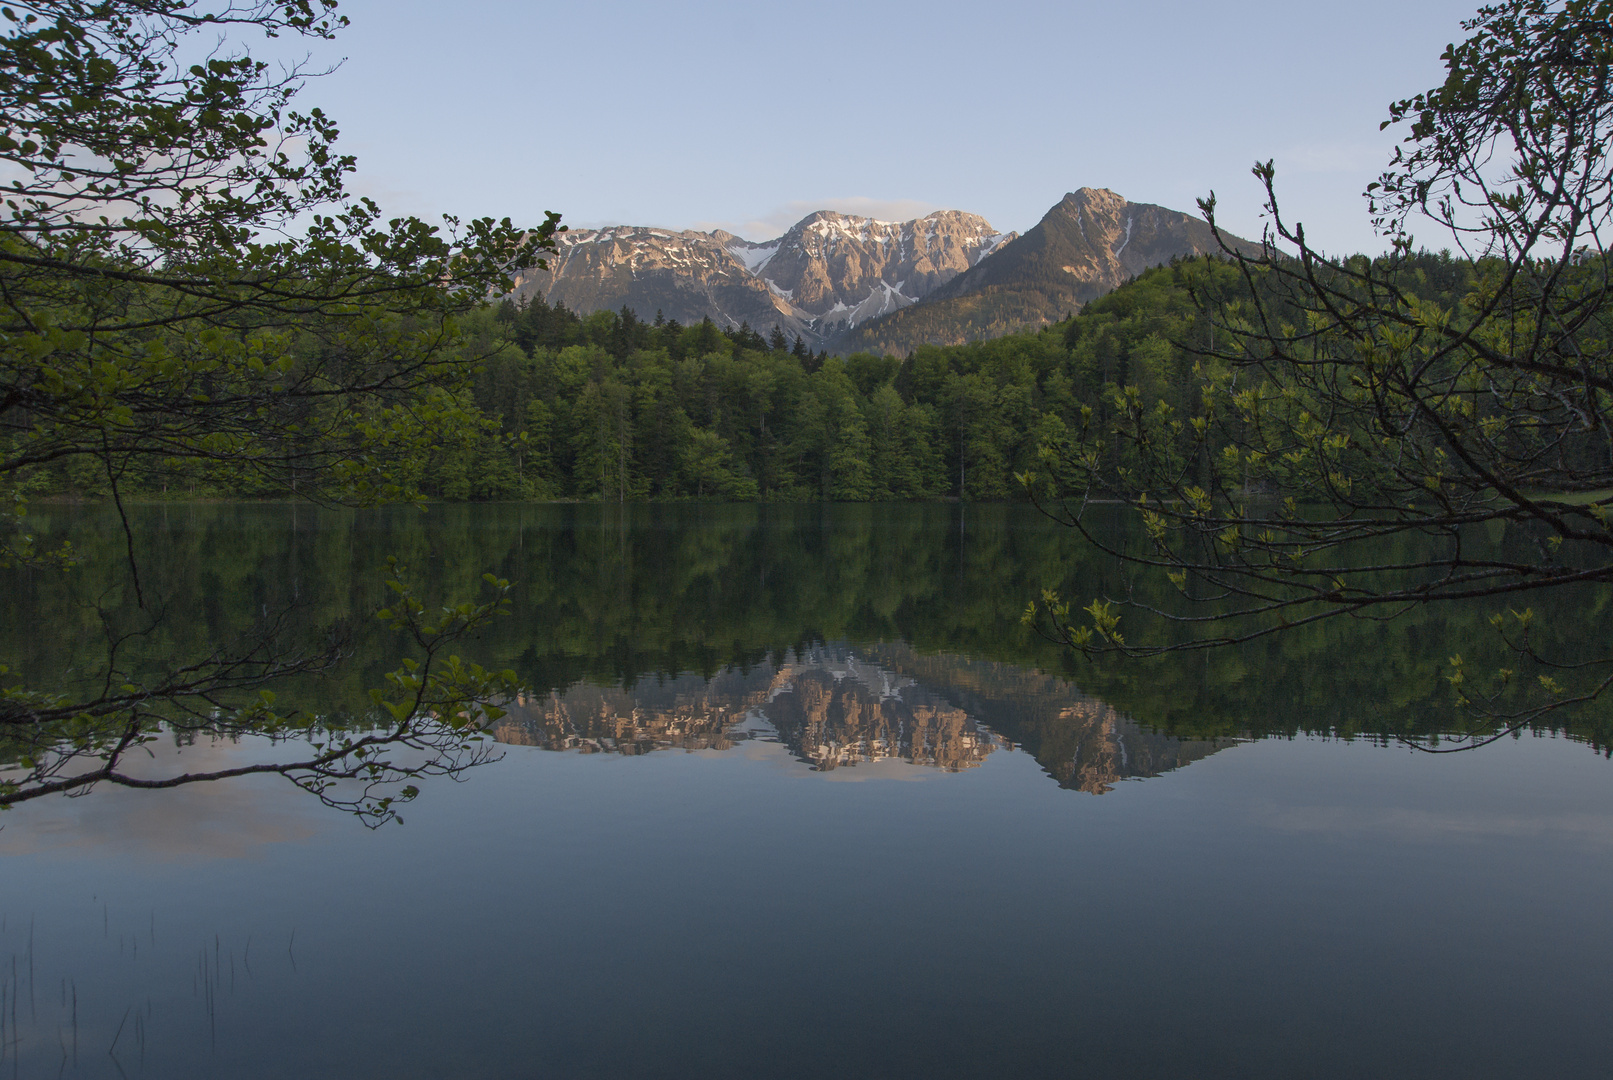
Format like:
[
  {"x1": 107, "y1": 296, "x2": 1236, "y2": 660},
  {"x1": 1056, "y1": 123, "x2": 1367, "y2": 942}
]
[
  {"x1": 0, "y1": 1, "x2": 560, "y2": 531},
  {"x1": 1030, "y1": 0, "x2": 1613, "y2": 747},
  {"x1": 0, "y1": 1, "x2": 557, "y2": 816}
]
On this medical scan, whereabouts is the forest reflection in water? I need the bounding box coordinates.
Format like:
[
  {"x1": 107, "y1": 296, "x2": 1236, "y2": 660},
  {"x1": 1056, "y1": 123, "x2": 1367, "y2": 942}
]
[
  {"x1": 4, "y1": 498, "x2": 1612, "y2": 803},
  {"x1": 4, "y1": 502, "x2": 1613, "y2": 1080},
  {"x1": 6, "y1": 498, "x2": 1611, "y2": 777}
]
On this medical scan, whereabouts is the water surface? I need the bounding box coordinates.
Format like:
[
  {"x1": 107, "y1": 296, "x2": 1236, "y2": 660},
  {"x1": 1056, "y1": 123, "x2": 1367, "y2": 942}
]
[{"x1": 2, "y1": 503, "x2": 1610, "y2": 1079}]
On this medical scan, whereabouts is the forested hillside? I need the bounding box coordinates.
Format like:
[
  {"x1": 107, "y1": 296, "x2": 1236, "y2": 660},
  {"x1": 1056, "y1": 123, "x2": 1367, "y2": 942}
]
[
  {"x1": 22, "y1": 253, "x2": 1479, "y2": 503},
  {"x1": 832, "y1": 188, "x2": 1262, "y2": 353}
]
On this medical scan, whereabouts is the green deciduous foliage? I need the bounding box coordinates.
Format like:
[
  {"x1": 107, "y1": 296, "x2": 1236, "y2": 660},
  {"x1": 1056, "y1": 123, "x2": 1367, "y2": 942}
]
[
  {"x1": 0, "y1": 3, "x2": 559, "y2": 522},
  {"x1": 0, "y1": 1, "x2": 557, "y2": 814},
  {"x1": 1030, "y1": 0, "x2": 1613, "y2": 748}
]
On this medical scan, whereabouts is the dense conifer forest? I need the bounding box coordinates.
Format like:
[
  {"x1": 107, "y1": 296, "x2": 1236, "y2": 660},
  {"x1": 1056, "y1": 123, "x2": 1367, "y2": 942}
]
[{"x1": 20, "y1": 252, "x2": 1480, "y2": 503}]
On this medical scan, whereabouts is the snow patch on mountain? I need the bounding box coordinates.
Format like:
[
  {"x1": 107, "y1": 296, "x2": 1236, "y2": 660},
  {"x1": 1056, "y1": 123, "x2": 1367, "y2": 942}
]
[
  {"x1": 817, "y1": 281, "x2": 920, "y2": 328},
  {"x1": 514, "y1": 206, "x2": 1015, "y2": 349},
  {"x1": 973, "y1": 232, "x2": 1011, "y2": 263},
  {"x1": 1113, "y1": 214, "x2": 1134, "y2": 258},
  {"x1": 731, "y1": 241, "x2": 780, "y2": 274}
]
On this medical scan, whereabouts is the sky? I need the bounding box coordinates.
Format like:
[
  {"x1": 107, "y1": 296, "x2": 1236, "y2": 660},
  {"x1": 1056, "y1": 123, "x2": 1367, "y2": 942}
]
[{"x1": 288, "y1": 0, "x2": 1484, "y2": 255}]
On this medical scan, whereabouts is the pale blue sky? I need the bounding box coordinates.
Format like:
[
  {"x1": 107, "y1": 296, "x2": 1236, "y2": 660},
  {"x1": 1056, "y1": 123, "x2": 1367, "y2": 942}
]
[{"x1": 300, "y1": 0, "x2": 1481, "y2": 253}]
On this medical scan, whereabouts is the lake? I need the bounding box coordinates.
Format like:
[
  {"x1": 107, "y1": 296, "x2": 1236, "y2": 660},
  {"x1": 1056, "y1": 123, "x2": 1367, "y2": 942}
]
[{"x1": 2, "y1": 502, "x2": 1611, "y2": 1079}]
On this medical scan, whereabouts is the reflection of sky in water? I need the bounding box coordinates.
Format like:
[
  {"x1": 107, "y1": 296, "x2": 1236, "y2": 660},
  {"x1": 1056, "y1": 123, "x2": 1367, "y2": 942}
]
[
  {"x1": 0, "y1": 740, "x2": 325, "y2": 862},
  {"x1": 4, "y1": 727, "x2": 1613, "y2": 1079},
  {"x1": 4, "y1": 504, "x2": 1612, "y2": 1076}
]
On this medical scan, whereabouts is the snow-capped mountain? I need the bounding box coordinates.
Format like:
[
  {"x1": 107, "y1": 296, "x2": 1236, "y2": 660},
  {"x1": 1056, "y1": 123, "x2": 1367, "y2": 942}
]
[
  {"x1": 728, "y1": 211, "x2": 1014, "y2": 337},
  {"x1": 510, "y1": 209, "x2": 1015, "y2": 347},
  {"x1": 510, "y1": 189, "x2": 1258, "y2": 354}
]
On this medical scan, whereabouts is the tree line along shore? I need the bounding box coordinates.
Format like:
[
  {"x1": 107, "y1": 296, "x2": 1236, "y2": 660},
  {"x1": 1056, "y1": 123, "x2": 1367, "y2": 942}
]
[{"x1": 19, "y1": 250, "x2": 1479, "y2": 505}]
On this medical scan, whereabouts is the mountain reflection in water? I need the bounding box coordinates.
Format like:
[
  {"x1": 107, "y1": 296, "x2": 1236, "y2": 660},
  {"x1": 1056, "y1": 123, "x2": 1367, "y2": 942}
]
[
  {"x1": 492, "y1": 642, "x2": 1233, "y2": 792},
  {"x1": 8, "y1": 497, "x2": 1612, "y2": 823},
  {"x1": 4, "y1": 503, "x2": 1613, "y2": 1080}
]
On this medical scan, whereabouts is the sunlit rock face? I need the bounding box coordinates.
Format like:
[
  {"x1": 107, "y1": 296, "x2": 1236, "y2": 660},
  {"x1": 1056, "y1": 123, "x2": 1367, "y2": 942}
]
[
  {"x1": 833, "y1": 187, "x2": 1264, "y2": 353},
  {"x1": 507, "y1": 211, "x2": 1013, "y2": 348},
  {"x1": 748, "y1": 211, "x2": 1014, "y2": 342},
  {"x1": 509, "y1": 188, "x2": 1259, "y2": 355},
  {"x1": 490, "y1": 642, "x2": 1233, "y2": 789}
]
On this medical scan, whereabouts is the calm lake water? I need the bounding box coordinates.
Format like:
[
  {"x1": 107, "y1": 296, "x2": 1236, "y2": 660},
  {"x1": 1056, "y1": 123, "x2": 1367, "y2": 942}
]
[{"x1": 2, "y1": 503, "x2": 1612, "y2": 1079}]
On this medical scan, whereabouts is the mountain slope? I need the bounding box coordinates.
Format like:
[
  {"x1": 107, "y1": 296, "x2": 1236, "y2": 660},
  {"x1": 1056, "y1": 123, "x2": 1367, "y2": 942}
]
[
  {"x1": 830, "y1": 188, "x2": 1260, "y2": 354},
  {"x1": 510, "y1": 211, "x2": 1013, "y2": 345}
]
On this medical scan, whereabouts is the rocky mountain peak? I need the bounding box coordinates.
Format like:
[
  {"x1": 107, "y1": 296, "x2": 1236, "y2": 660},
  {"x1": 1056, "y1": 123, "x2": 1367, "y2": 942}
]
[
  {"x1": 744, "y1": 209, "x2": 1015, "y2": 336},
  {"x1": 832, "y1": 189, "x2": 1260, "y2": 354},
  {"x1": 508, "y1": 189, "x2": 1255, "y2": 355},
  {"x1": 513, "y1": 207, "x2": 1016, "y2": 346},
  {"x1": 1059, "y1": 186, "x2": 1127, "y2": 213}
]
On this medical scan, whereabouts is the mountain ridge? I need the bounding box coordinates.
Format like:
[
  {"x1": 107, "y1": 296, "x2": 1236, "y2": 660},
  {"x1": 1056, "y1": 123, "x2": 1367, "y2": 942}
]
[
  {"x1": 833, "y1": 188, "x2": 1263, "y2": 353},
  {"x1": 511, "y1": 209, "x2": 1014, "y2": 347},
  {"x1": 512, "y1": 188, "x2": 1258, "y2": 354}
]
